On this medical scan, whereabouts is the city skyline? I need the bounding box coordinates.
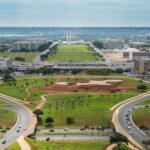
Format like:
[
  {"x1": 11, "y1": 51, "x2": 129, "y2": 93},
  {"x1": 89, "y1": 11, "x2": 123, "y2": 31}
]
[{"x1": 0, "y1": 0, "x2": 150, "y2": 27}]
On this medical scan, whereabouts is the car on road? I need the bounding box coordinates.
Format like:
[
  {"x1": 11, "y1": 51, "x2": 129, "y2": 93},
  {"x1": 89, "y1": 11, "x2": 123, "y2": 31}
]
[
  {"x1": 129, "y1": 131, "x2": 132, "y2": 135},
  {"x1": 64, "y1": 128, "x2": 69, "y2": 131},
  {"x1": 2, "y1": 140, "x2": 6, "y2": 144},
  {"x1": 80, "y1": 128, "x2": 85, "y2": 131},
  {"x1": 127, "y1": 126, "x2": 131, "y2": 129},
  {"x1": 49, "y1": 129, "x2": 55, "y2": 132},
  {"x1": 24, "y1": 128, "x2": 27, "y2": 131},
  {"x1": 126, "y1": 114, "x2": 129, "y2": 117},
  {"x1": 126, "y1": 118, "x2": 130, "y2": 121},
  {"x1": 128, "y1": 122, "x2": 132, "y2": 125},
  {"x1": 16, "y1": 130, "x2": 20, "y2": 132}
]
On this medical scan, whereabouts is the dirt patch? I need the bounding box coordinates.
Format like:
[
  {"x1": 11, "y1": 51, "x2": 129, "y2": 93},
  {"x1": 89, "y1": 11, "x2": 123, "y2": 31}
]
[
  {"x1": 55, "y1": 80, "x2": 123, "y2": 86},
  {"x1": 36, "y1": 80, "x2": 136, "y2": 94}
]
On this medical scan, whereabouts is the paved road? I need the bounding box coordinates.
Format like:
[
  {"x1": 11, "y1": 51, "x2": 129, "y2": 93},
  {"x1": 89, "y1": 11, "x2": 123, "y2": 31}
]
[
  {"x1": 112, "y1": 93, "x2": 150, "y2": 150},
  {"x1": 35, "y1": 135, "x2": 109, "y2": 141},
  {"x1": 0, "y1": 97, "x2": 32, "y2": 150},
  {"x1": 37, "y1": 129, "x2": 112, "y2": 133}
]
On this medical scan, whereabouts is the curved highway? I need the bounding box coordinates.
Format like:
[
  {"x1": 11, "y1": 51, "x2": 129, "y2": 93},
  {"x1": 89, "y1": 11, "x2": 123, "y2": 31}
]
[
  {"x1": 0, "y1": 96, "x2": 35, "y2": 150},
  {"x1": 112, "y1": 92, "x2": 150, "y2": 150}
]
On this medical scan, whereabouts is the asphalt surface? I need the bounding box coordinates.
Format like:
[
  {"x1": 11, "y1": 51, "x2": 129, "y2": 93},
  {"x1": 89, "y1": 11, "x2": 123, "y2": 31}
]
[
  {"x1": 0, "y1": 97, "x2": 32, "y2": 150},
  {"x1": 37, "y1": 129, "x2": 112, "y2": 133},
  {"x1": 35, "y1": 135, "x2": 109, "y2": 141},
  {"x1": 118, "y1": 95, "x2": 150, "y2": 145}
]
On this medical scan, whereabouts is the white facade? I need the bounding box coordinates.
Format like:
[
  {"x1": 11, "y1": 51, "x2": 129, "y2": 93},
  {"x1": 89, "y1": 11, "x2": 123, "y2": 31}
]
[
  {"x1": 53, "y1": 61, "x2": 134, "y2": 70},
  {"x1": 66, "y1": 31, "x2": 72, "y2": 45},
  {"x1": 0, "y1": 57, "x2": 12, "y2": 70},
  {"x1": 12, "y1": 62, "x2": 43, "y2": 71},
  {"x1": 12, "y1": 40, "x2": 46, "y2": 51},
  {"x1": 99, "y1": 39, "x2": 125, "y2": 49}
]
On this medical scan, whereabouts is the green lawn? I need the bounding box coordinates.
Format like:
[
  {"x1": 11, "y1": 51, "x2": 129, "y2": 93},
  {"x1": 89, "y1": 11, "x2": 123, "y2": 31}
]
[
  {"x1": 138, "y1": 99, "x2": 150, "y2": 105},
  {"x1": 26, "y1": 138, "x2": 109, "y2": 150},
  {"x1": 0, "y1": 52, "x2": 39, "y2": 62},
  {"x1": 0, "y1": 109, "x2": 17, "y2": 129},
  {"x1": 48, "y1": 44, "x2": 102, "y2": 62},
  {"x1": 0, "y1": 100, "x2": 6, "y2": 106},
  {"x1": 0, "y1": 76, "x2": 150, "y2": 103},
  {"x1": 132, "y1": 108, "x2": 150, "y2": 129},
  {"x1": 40, "y1": 93, "x2": 137, "y2": 128},
  {"x1": 0, "y1": 77, "x2": 56, "y2": 101},
  {"x1": 113, "y1": 144, "x2": 130, "y2": 150},
  {"x1": 5, "y1": 142, "x2": 21, "y2": 150}
]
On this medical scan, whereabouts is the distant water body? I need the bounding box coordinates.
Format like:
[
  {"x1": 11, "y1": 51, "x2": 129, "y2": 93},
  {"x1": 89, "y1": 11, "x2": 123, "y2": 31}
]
[{"x1": 0, "y1": 27, "x2": 150, "y2": 41}]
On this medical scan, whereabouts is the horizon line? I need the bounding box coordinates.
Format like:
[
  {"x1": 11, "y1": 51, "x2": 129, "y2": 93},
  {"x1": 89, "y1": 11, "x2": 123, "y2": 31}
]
[{"x1": 0, "y1": 26, "x2": 150, "y2": 28}]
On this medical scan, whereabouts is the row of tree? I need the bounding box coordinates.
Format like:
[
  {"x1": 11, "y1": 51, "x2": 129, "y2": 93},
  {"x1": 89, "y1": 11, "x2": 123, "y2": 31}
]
[
  {"x1": 33, "y1": 109, "x2": 75, "y2": 127},
  {"x1": 86, "y1": 68, "x2": 123, "y2": 75}
]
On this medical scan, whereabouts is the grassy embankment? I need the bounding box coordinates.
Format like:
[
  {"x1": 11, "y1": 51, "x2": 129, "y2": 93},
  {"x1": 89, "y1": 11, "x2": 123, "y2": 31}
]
[
  {"x1": 26, "y1": 138, "x2": 109, "y2": 150},
  {"x1": 4, "y1": 142, "x2": 21, "y2": 150}
]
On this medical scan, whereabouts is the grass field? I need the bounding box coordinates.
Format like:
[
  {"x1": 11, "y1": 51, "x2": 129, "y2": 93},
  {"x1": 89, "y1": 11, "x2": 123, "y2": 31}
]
[
  {"x1": 40, "y1": 93, "x2": 137, "y2": 128},
  {"x1": 0, "y1": 76, "x2": 149, "y2": 102},
  {"x1": 5, "y1": 142, "x2": 21, "y2": 150},
  {"x1": 0, "y1": 77, "x2": 56, "y2": 101},
  {"x1": 26, "y1": 138, "x2": 109, "y2": 150},
  {"x1": 48, "y1": 44, "x2": 102, "y2": 62},
  {"x1": 113, "y1": 144, "x2": 130, "y2": 150},
  {"x1": 0, "y1": 52, "x2": 39, "y2": 62},
  {"x1": 0, "y1": 109, "x2": 17, "y2": 129},
  {"x1": 138, "y1": 99, "x2": 150, "y2": 105},
  {"x1": 0, "y1": 100, "x2": 6, "y2": 106},
  {"x1": 132, "y1": 108, "x2": 150, "y2": 128}
]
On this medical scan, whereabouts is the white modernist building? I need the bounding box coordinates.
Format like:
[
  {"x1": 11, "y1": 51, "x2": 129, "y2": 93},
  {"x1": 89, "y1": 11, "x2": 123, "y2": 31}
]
[
  {"x1": 66, "y1": 31, "x2": 72, "y2": 45},
  {"x1": 53, "y1": 61, "x2": 134, "y2": 71},
  {"x1": 12, "y1": 39, "x2": 46, "y2": 51},
  {"x1": 12, "y1": 62, "x2": 43, "y2": 71},
  {"x1": 0, "y1": 57, "x2": 12, "y2": 70}
]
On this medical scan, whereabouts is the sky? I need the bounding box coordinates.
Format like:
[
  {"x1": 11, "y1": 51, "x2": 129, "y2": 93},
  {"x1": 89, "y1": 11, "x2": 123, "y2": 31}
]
[{"x1": 0, "y1": 0, "x2": 150, "y2": 27}]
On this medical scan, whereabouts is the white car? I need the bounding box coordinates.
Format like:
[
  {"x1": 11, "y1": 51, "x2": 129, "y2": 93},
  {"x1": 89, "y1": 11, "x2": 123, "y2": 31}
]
[{"x1": 129, "y1": 131, "x2": 132, "y2": 135}]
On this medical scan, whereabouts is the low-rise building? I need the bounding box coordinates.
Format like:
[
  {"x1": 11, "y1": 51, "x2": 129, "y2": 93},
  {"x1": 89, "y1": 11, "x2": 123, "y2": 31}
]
[
  {"x1": 0, "y1": 57, "x2": 12, "y2": 70},
  {"x1": 12, "y1": 62, "x2": 43, "y2": 71},
  {"x1": 12, "y1": 40, "x2": 46, "y2": 51},
  {"x1": 134, "y1": 57, "x2": 150, "y2": 75},
  {"x1": 99, "y1": 39, "x2": 125, "y2": 49},
  {"x1": 53, "y1": 61, "x2": 134, "y2": 71}
]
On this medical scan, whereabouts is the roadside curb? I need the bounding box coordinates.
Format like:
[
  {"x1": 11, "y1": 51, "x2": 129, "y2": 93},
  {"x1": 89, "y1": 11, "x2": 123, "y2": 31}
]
[{"x1": 111, "y1": 91, "x2": 150, "y2": 150}]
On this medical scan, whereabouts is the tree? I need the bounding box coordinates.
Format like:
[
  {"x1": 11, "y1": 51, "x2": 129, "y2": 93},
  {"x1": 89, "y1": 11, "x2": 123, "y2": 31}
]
[
  {"x1": 33, "y1": 109, "x2": 44, "y2": 117},
  {"x1": 110, "y1": 133, "x2": 128, "y2": 150},
  {"x1": 3, "y1": 74, "x2": 16, "y2": 82},
  {"x1": 142, "y1": 140, "x2": 150, "y2": 148},
  {"x1": 45, "y1": 117, "x2": 54, "y2": 127},
  {"x1": 14, "y1": 57, "x2": 25, "y2": 62},
  {"x1": 33, "y1": 109, "x2": 44, "y2": 125},
  {"x1": 92, "y1": 41, "x2": 104, "y2": 49},
  {"x1": 66, "y1": 117, "x2": 75, "y2": 125},
  {"x1": 137, "y1": 84, "x2": 148, "y2": 90}
]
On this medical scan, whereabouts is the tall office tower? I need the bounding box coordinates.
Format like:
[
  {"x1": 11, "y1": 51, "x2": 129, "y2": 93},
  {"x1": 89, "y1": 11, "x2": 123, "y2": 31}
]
[
  {"x1": 66, "y1": 31, "x2": 72, "y2": 45},
  {"x1": 66, "y1": 31, "x2": 69, "y2": 43}
]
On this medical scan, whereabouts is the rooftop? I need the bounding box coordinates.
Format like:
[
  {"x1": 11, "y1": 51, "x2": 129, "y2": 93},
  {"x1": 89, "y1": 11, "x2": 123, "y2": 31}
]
[{"x1": 0, "y1": 57, "x2": 11, "y2": 61}]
